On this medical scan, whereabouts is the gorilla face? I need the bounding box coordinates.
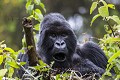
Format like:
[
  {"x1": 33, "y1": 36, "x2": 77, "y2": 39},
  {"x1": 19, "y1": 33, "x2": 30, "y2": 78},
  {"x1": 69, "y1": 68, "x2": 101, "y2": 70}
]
[{"x1": 37, "y1": 13, "x2": 77, "y2": 68}]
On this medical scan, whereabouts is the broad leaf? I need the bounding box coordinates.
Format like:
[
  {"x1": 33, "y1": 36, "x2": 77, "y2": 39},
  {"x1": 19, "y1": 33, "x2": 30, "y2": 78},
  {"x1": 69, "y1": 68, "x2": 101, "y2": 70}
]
[
  {"x1": 0, "y1": 69, "x2": 7, "y2": 77},
  {"x1": 8, "y1": 61, "x2": 19, "y2": 68},
  {"x1": 98, "y1": 6, "x2": 109, "y2": 17},
  {"x1": 4, "y1": 47, "x2": 15, "y2": 53},
  {"x1": 116, "y1": 25, "x2": 120, "y2": 30},
  {"x1": 34, "y1": 9, "x2": 43, "y2": 22},
  {"x1": 0, "y1": 55, "x2": 3, "y2": 65},
  {"x1": 90, "y1": 2, "x2": 98, "y2": 14},
  {"x1": 34, "y1": 0, "x2": 41, "y2": 5},
  {"x1": 103, "y1": 37, "x2": 120, "y2": 43},
  {"x1": 99, "y1": 0, "x2": 107, "y2": 6},
  {"x1": 107, "y1": 4, "x2": 115, "y2": 9},
  {"x1": 90, "y1": 14, "x2": 101, "y2": 26},
  {"x1": 26, "y1": 4, "x2": 34, "y2": 15},
  {"x1": 34, "y1": 24, "x2": 40, "y2": 31},
  {"x1": 40, "y1": 3, "x2": 46, "y2": 12},
  {"x1": 108, "y1": 50, "x2": 120, "y2": 63},
  {"x1": 20, "y1": 62, "x2": 26, "y2": 66},
  {"x1": 39, "y1": 60, "x2": 47, "y2": 66},
  {"x1": 26, "y1": 0, "x2": 32, "y2": 9},
  {"x1": 8, "y1": 67, "x2": 14, "y2": 77},
  {"x1": 0, "y1": 49, "x2": 3, "y2": 53},
  {"x1": 116, "y1": 75, "x2": 120, "y2": 80},
  {"x1": 107, "y1": 15, "x2": 120, "y2": 24}
]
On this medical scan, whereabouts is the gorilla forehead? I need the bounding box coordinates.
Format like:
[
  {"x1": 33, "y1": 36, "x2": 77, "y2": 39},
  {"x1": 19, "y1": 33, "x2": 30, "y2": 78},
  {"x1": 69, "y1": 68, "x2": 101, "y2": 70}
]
[
  {"x1": 40, "y1": 13, "x2": 71, "y2": 32},
  {"x1": 42, "y1": 13, "x2": 66, "y2": 24}
]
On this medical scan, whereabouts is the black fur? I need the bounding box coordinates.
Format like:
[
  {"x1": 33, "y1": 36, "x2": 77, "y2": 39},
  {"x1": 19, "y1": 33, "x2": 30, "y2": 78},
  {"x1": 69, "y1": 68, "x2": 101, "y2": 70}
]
[
  {"x1": 18, "y1": 13, "x2": 111, "y2": 78},
  {"x1": 37, "y1": 13, "x2": 107, "y2": 74}
]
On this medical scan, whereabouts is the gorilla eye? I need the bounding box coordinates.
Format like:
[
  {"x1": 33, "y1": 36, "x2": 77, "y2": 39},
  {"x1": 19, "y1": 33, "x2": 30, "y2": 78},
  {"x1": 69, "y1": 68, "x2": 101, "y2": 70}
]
[
  {"x1": 61, "y1": 34, "x2": 68, "y2": 38},
  {"x1": 50, "y1": 33, "x2": 56, "y2": 38}
]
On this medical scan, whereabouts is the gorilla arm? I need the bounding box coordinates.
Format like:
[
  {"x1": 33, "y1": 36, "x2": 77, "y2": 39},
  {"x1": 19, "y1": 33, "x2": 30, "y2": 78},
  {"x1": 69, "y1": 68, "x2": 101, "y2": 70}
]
[
  {"x1": 78, "y1": 41, "x2": 115, "y2": 74},
  {"x1": 78, "y1": 41, "x2": 108, "y2": 70},
  {"x1": 72, "y1": 53, "x2": 105, "y2": 76}
]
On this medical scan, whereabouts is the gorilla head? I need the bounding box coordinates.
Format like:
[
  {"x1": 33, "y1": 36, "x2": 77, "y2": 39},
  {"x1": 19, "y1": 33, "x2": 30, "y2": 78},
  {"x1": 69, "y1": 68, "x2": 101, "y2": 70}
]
[{"x1": 37, "y1": 13, "x2": 77, "y2": 68}]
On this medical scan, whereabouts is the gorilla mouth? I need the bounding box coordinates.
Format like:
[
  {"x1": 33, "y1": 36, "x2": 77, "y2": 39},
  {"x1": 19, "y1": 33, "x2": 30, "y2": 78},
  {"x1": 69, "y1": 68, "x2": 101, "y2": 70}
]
[{"x1": 53, "y1": 53, "x2": 66, "y2": 62}]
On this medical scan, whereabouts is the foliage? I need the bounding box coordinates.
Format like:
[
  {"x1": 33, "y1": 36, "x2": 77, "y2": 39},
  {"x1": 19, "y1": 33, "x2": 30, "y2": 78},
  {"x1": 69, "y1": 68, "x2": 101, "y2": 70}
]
[
  {"x1": 25, "y1": 0, "x2": 46, "y2": 31},
  {"x1": 90, "y1": 0, "x2": 120, "y2": 79},
  {"x1": 0, "y1": 41, "x2": 25, "y2": 79},
  {"x1": 0, "y1": 0, "x2": 46, "y2": 79},
  {"x1": 0, "y1": 0, "x2": 120, "y2": 80}
]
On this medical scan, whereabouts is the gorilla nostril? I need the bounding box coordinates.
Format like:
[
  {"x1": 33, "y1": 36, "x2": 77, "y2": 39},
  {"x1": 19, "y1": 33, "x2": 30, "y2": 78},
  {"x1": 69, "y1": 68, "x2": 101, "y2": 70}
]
[
  {"x1": 55, "y1": 40, "x2": 66, "y2": 48},
  {"x1": 60, "y1": 41, "x2": 66, "y2": 48},
  {"x1": 55, "y1": 42, "x2": 61, "y2": 48},
  {"x1": 56, "y1": 42, "x2": 60, "y2": 46},
  {"x1": 61, "y1": 42, "x2": 65, "y2": 45}
]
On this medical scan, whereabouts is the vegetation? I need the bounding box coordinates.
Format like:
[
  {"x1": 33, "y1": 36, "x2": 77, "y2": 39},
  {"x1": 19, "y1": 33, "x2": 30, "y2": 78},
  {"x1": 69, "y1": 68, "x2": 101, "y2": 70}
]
[
  {"x1": 0, "y1": 0, "x2": 120, "y2": 79},
  {"x1": 90, "y1": 0, "x2": 120, "y2": 79}
]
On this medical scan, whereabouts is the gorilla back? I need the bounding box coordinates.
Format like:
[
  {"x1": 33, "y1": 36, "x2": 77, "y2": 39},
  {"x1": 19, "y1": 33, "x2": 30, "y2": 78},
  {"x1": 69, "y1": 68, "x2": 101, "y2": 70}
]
[{"x1": 18, "y1": 13, "x2": 112, "y2": 78}]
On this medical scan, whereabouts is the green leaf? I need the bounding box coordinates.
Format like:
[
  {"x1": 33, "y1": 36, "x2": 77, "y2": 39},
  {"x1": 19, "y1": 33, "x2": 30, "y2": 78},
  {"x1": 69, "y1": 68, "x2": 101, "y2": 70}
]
[
  {"x1": 56, "y1": 74, "x2": 61, "y2": 80},
  {"x1": 34, "y1": 9, "x2": 43, "y2": 22},
  {"x1": 0, "y1": 49, "x2": 3, "y2": 53},
  {"x1": 107, "y1": 15, "x2": 120, "y2": 24},
  {"x1": 40, "y1": 3, "x2": 46, "y2": 12},
  {"x1": 108, "y1": 50, "x2": 120, "y2": 63},
  {"x1": 103, "y1": 37, "x2": 120, "y2": 43},
  {"x1": 8, "y1": 61, "x2": 20, "y2": 68},
  {"x1": 103, "y1": 70, "x2": 112, "y2": 76},
  {"x1": 116, "y1": 25, "x2": 120, "y2": 30},
  {"x1": 34, "y1": 24, "x2": 40, "y2": 31},
  {"x1": 28, "y1": 45, "x2": 33, "y2": 50},
  {"x1": 116, "y1": 61, "x2": 120, "y2": 71},
  {"x1": 98, "y1": 6, "x2": 109, "y2": 17},
  {"x1": 20, "y1": 62, "x2": 26, "y2": 66},
  {"x1": 35, "y1": 9, "x2": 42, "y2": 14},
  {"x1": 0, "y1": 55, "x2": 3, "y2": 65},
  {"x1": 26, "y1": 0, "x2": 32, "y2": 9},
  {"x1": 39, "y1": 60, "x2": 47, "y2": 66},
  {"x1": 28, "y1": 15, "x2": 34, "y2": 20},
  {"x1": 116, "y1": 75, "x2": 120, "y2": 80},
  {"x1": 4, "y1": 47, "x2": 15, "y2": 53},
  {"x1": 0, "y1": 69, "x2": 7, "y2": 77},
  {"x1": 26, "y1": 4, "x2": 34, "y2": 15},
  {"x1": 8, "y1": 67, "x2": 14, "y2": 77},
  {"x1": 90, "y1": 2, "x2": 98, "y2": 14},
  {"x1": 107, "y1": 4, "x2": 115, "y2": 9},
  {"x1": 90, "y1": 14, "x2": 101, "y2": 26},
  {"x1": 34, "y1": 0, "x2": 41, "y2": 5},
  {"x1": 99, "y1": 0, "x2": 107, "y2": 6}
]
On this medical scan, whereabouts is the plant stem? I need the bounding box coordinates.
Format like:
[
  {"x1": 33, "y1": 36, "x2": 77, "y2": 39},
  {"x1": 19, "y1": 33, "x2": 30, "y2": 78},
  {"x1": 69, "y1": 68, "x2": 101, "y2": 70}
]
[{"x1": 105, "y1": 18, "x2": 120, "y2": 49}]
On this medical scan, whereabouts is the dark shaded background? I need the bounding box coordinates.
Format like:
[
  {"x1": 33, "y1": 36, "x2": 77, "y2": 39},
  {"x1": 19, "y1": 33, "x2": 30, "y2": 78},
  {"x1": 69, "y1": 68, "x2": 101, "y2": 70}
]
[{"x1": 0, "y1": 0, "x2": 120, "y2": 50}]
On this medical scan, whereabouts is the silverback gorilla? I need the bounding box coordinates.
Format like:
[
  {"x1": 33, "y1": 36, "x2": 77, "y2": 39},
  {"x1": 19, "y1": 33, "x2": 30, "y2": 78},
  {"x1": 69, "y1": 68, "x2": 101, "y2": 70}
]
[{"x1": 18, "y1": 13, "x2": 113, "y2": 78}]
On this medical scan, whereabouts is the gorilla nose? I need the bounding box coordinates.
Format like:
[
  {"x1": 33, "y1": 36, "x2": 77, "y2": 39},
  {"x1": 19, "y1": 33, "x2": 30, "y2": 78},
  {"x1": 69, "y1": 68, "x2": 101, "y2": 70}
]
[{"x1": 55, "y1": 40, "x2": 66, "y2": 49}]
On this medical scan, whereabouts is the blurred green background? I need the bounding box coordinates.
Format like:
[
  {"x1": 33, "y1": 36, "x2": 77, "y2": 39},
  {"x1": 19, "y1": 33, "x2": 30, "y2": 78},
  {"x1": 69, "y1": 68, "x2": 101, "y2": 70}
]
[{"x1": 0, "y1": 0, "x2": 120, "y2": 51}]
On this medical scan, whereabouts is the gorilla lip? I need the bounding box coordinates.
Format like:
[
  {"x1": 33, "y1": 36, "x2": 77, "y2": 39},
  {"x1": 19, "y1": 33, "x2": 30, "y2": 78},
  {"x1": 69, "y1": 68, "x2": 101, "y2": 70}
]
[{"x1": 52, "y1": 52, "x2": 66, "y2": 62}]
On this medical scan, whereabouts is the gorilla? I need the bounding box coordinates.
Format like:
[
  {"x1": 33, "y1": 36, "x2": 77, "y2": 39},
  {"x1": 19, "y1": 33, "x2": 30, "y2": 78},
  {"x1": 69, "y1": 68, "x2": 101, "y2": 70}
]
[{"x1": 18, "y1": 13, "x2": 113, "y2": 78}]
